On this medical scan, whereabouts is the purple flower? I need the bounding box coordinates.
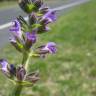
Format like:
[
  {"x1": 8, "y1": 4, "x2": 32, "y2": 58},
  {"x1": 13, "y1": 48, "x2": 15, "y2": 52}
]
[
  {"x1": 0, "y1": 59, "x2": 8, "y2": 72},
  {"x1": 37, "y1": 42, "x2": 57, "y2": 57},
  {"x1": 42, "y1": 42, "x2": 57, "y2": 54},
  {"x1": 10, "y1": 20, "x2": 22, "y2": 39},
  {"x1": 42, "y1": 10, "x2": 56, "y2": 23},
  {"x1": 25, "y1": 31, "x2": 37, "y2": 49},
  {"x1": 26, "y1": 32, "x2": 36, "y2": 43}
]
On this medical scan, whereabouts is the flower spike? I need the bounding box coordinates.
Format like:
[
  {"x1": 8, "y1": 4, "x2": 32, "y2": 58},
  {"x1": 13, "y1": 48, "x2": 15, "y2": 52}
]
[{"x1": 0, "y1": 0, "x2": 57, "y2": 94}]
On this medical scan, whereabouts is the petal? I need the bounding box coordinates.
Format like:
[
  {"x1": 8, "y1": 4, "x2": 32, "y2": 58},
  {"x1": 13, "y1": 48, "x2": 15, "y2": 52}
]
[
  {"x1": 26, "y1": 31, "x2": 36, "y2": 43},
  {"x1": 10, "y1": 20, "x2": 22, "y2": 39},
  {"x1": 42, "y1": 42, "x2": 57, "y2": 54},
  {"x1": 25, "y1": 31, "x2": 37, "y2": 49},
  {"x1": 0, "y1": 59, "x2": 8, "y2": 72},
  {"x1": 42, "y1": 10, "x2": 56, "y2": 22}
]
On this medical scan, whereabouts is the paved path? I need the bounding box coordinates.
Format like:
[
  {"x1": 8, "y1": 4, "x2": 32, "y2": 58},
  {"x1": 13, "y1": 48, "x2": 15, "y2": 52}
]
[{"x1": 0, "y1": 0, "x2": 89, "y2": 48}]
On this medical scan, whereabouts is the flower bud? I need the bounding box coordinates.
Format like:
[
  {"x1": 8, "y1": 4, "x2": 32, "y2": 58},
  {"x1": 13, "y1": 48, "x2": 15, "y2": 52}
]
[
  {"x1": 25, "y1": 71, "x2": 40, "y2": 83},
  {"x1": 10, "y1": 38, "x2": 22, "y2": 52},
  {"x1": 33, "y1": 0, "x2": 43, "y2": 11},
  {"x1": 29, "y1": 13, "x2": 37, "y2": 25},
  {"x1": 37, "y1": 25, "x2": 50, "y2": 34},
  {"x1": 39, "y1": 6, "x2": 49, "y2": 14},
  {"x1": 35, "y1": 42, "x2": 57, "y2": 58},
  {"x1": 8, "y1": 64, "x2": 16, "y2": 76},
  {"x1": 17, "y1": 16, "x2": 28, "y2": 32},
  {"x1": 16, "y1": 66, "x2": 26, "y2": 81},
  {"x1": 19, "y1": 0, "x2": 34, "y2": 13},
  {"x1": 19, "y1": 0, "x2": 43, "y2": 13},
  {"x1": 25, "y1": 31, "x2": 37, "y2": 49}
]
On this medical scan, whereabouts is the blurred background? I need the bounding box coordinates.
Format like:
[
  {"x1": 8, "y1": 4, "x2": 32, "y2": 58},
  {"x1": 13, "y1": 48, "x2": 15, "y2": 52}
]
[{"x1": 1, "y1": 0, "x2": 96, "y2": 96}]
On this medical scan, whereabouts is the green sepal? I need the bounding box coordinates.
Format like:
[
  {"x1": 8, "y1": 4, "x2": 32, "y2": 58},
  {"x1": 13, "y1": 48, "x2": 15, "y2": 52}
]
[
  {"x1": 11, "y1": 40, "x2": 24, "y2": 52},
  {"x1": 17, "y1": 42, "x2": 24, "y2": 49},
  {"x1": 31, "y1": 24, "x2": 41, "y2": 29},
  {"x1": 17, "y1": 16, "x2": 29, "y2": 32},
  {"x1": 17, "y1": 81, "x2": 33, "y2": 87},
  {"x1": 31, "y1": 53, "x2": 40, "y2": 58},
  {"x1": 8, "y1": 78, "x2": 33, "y2": 87},
  {"x1": 36, "y1": 13, "x2": 43, "y2": 17}
]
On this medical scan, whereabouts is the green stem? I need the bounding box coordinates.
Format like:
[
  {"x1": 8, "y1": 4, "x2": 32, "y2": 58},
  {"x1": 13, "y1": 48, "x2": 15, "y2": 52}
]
[
  {"x1": 22, "y1": 52, "x2": 29, "y2": 65},
  {"x1": 25, "y1": 52, "x2": 32, "y2": 71},
  {"x1": 22, "y1": 50, "x2": 33, "y2": 71},
  {"x1": 8, "y1": 83, "x2": 23, "y2": 96}
]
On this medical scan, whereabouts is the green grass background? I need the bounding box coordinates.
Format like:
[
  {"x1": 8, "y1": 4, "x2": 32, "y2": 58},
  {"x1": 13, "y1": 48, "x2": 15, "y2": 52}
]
[{"x1": 0, "y1": 0, "x2": 96, "y2": 96}]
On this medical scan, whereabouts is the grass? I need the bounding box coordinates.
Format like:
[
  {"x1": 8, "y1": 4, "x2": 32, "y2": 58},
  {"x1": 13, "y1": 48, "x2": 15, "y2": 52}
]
[
  {"x1": 0, "y1": 0, "x2": 96, "y2": 96},
  {"x1": 0, "y1": 1, "x2": 17, "y2": 9}
]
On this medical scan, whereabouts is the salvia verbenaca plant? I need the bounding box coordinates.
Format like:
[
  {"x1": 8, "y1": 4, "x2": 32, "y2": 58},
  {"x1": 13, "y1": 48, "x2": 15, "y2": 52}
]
[{"x1": 0, "y1": 0, "x2": 57, "y2": 96}]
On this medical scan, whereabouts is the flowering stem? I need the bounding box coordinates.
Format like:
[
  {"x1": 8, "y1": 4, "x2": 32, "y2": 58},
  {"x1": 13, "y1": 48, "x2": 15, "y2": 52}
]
[
  {"x1": 9, "y1": 51, "x2": 32, "y2": 96},
  {"x1": 22, "y1": 51, "x2": 32, "y2": 71},
  {"x1": 8, "y1": 83, "x2": 23, "y2": 96},
  {"x1": 22, "y1": 52, "x2": 29, "y2": 65},
  {"x1": 24, "y1": 52, "x2": 32, "y2": 71}
]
